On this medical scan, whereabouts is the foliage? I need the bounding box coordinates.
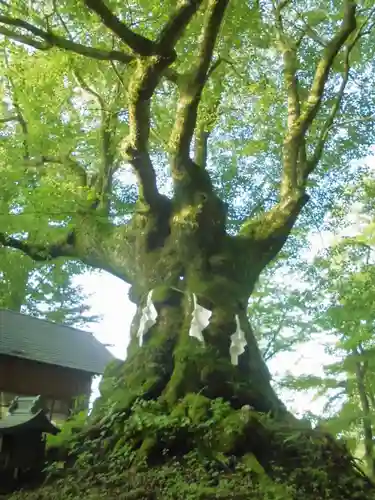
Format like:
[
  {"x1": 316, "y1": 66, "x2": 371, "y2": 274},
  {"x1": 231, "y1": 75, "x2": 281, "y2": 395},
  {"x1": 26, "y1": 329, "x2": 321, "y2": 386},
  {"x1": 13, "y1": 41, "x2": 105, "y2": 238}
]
[
  {"x1": 248, "y1": 261, "x2": 316, "y2": 362},
  {"x1": 10, "y1": 397, "x2": 374, "y2": 500},
  {"x1": 46, "y1": 409, "x2": 89, "y2": 452},
  {"x1": 0, "y1": 247, "x2": 99, "y2": 327},
  {"x1": 0, "y1": 0, "x2": 374, "y2": 274},
  {"x1": 275, "y1": 190, "x2": 375, "y2": 476}
]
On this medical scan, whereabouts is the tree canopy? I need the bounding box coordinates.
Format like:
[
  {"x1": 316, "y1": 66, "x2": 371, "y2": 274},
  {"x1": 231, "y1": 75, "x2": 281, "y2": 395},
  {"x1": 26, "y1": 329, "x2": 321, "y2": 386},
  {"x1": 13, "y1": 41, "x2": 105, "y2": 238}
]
[{"x1": 0, "y1": 0, "x2": 374, "y2": 282}]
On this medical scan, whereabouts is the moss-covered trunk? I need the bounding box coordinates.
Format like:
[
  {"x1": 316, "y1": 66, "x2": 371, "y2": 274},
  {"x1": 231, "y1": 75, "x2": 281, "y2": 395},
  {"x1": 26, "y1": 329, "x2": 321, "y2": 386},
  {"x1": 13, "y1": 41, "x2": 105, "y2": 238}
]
[
  {"x1": 9, "y1": 200, "x2": 375, "y2": 499},
  {"x1": 97, "y1": 286, "x2": 286, "y2": 418},
  {"x1": 23, "y1": 197, "x2": 369, "y2": 499},
  {"x1": 93, "y1": 190, "x2": 292, "y2": 417},
  {"x1": 28, "y1": 301, "x2": 375, "y2": 499},
  {"x1": 40, "y1": 221, "x2": 368, "y2": 498},
  {"x1": 354, "y1": 356, "x2": 375, "y2": 478}
]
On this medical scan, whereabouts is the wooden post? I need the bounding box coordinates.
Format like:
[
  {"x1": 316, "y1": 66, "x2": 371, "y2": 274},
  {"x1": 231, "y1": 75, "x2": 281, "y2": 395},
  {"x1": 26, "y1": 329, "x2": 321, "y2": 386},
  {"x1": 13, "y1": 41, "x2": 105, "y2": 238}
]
[{"x1": 0, "y1": 392, "x2": 6, "y2": 418}]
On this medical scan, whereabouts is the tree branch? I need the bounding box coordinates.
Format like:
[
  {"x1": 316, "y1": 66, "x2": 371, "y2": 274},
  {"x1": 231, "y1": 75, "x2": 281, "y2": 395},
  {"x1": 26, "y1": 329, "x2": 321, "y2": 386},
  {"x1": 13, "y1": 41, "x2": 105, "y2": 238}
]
[
  {"x1": 294, "y1": 1, "x2": 356, "y2": 135},
  {"x1": 280, "y1": 0, "x2": 357, "y2": 197},
  {"x1": 333, "y1": 114, "x2": 375, "y2": 129},
  {"x1": 169, "y1": 0, "x2": 229, "y2": 184},
  {"x1": 0, "y1": 25, "x2": 48, "y2": 50},
  {"x1": 156, "y1": 0, "x2": 204, "y2": 52},
  {"x1": 53, "y1": 3, "x2": 120, "y2": 213},
  {"x1": 242, "y1": 0, "x2": 349, "y2": 249},
  {"x1": 0, "y1": 115, "x2": 17, "y2": 124},
  {"x1": 295, "y1": 18, "x2": 327, "y2": 48},
  {"x1": 163, "y1": 67, "x2": 181, "y2": 84},
  {"x1": 73, "y1": 70, "x2": 122, "y2": 213},
  {"x1": 274, "y1": 0, "x2": 300, "y2": 130},
  {"x1": 304, "y1": 13, "x2": 373, "y2": 179},
  {"x1": 121, "y1": 57, "x2": 166, "y2": 208},
  {"x1": 240, "y1": 192, "x2": 309, "y2": 242},
  {"x1": 262, "y1": 309, "x2": 288, "y2": 362},
  {"x1": 0, "y1": 233, "x2": 75, "y2": 262},
  {"x1": 0, "y1": 228, "x2": 134, "y2": 284},
  {"x1": 84, "y1": 0, "x2": 158, "y2": 56},
  {"x1": 0, "y1": 15, "x2": 134, "y2": 63},
  {"x1": 273, "y1": 2, "x2": 301, "y2": 193},
  {"x1": 84, "y1": 0, "x2": 204, "y2": 58},
  {"x1": 73, "y1": 70, "x2": 105, "y2": 107},
  {"x1": 304, "y1": 49, "x2": 351, "y2": 178},
  {"x1": 194, "y1": 125, "x2": 209, "y2": 169},
  {"x1": 193, "y1": 60, "x2": 223, "y2": 168},
  {"x1": 120, "y1": 2, "x2": 204, "y2": 208},
  {"x1": 4, "y1": 73, "x2": 30, "y2": 159}
]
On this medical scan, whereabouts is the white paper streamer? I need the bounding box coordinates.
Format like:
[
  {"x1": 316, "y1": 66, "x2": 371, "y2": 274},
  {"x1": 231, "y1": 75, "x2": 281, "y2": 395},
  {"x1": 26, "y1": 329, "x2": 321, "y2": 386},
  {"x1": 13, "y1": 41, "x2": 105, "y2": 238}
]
[
  {"x1": 137, "y1": 290, "x2": 158, "y2": 346},
  {"x1": 230, "y1": 315, "x2": 247, "y2": 366},
  {"x1": 188, "y1": 293, "x2": 212, "y2": 343}
]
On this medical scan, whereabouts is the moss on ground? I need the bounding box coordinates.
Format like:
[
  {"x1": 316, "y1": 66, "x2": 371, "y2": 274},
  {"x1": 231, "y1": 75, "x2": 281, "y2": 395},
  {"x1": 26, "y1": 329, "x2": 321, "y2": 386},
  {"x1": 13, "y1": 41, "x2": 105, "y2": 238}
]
[{"x1": 5, "y1": 396, "x2": 375, "y2": 500}]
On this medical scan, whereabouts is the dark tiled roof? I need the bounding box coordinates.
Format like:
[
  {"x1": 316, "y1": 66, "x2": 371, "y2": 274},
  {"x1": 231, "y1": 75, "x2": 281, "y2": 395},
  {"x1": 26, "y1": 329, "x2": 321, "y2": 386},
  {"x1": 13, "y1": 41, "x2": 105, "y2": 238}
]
[{"x1": 0, "y1": 309, "x2": 114, "y2": 374}]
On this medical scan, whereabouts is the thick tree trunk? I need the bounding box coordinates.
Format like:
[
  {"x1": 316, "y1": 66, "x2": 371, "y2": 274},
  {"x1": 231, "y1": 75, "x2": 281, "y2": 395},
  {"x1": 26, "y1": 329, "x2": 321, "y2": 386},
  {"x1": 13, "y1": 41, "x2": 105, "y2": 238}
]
[
  {"x1": 34, "y1": 293, "x2": 374, "y2": 500},
  {"x1": 10, "y1": 204, "x2": 375, "y2": 499},
  {"x1": 96, "y1": 285, "x2": 286, "y2": 418},
  {"x1": 45, "y1": 200, "x2": 372, "y2": 499},
  {"x1": 89, "y1": 188, "x2": 292, "y2": 417},
  {"x1": 73, "y1": 277, "x2": 372, "y2": 498}
]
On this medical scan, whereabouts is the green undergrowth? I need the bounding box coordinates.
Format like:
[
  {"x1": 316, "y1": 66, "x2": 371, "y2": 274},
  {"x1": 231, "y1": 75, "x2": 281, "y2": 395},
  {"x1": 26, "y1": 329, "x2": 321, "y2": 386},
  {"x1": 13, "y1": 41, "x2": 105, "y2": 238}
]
[
  {"x1": 7, "y1": 396, "x2": 375, "y2": 500},
  {"x1": 46, "y1": 410, "x2": 88, "y2": 451},
  {"x1": 8, "y1": 455, "x2": 295, "y2": 500}
]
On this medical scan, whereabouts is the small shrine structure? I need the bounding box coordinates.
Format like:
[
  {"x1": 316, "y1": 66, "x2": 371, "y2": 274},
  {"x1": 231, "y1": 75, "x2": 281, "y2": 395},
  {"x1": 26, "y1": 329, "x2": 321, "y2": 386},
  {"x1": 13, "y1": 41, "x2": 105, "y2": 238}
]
[{"x1": 0, "y1": 395, "x2": 59, "y2": 493}]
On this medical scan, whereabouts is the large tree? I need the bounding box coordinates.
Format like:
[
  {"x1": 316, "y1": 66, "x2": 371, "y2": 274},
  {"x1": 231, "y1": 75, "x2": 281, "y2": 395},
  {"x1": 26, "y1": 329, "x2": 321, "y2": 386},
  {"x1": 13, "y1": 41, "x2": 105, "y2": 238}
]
[{"x1": 1, "y1": 0, "x2": 375, "y2": 498}]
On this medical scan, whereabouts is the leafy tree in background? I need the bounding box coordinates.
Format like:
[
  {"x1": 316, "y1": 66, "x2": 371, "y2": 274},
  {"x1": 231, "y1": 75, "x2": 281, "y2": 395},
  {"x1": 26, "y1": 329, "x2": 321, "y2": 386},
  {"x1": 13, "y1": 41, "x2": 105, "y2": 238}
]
[
  {"x1": 248, "y1": 263, "x2": 317, "y2": 362},
  {"x1": 0, "y1": 249, "x2": 32, "y2": 311},
  {"x1": 1, "y1": 0, "x2": 375, "y2": 497},
  {"x1": 0, "y1": 247, "x2": 99, "y2": 328},
  {"x1": 280, "y1": 191, "x2": 375, "y2": 479}
]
